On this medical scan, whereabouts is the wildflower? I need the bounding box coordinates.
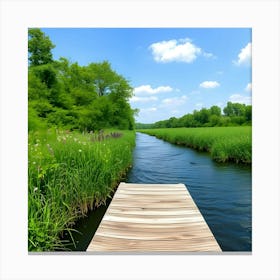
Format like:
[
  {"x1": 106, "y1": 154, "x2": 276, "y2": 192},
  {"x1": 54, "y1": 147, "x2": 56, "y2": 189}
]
[{"x1": 78, "y1": 149, "x2": 82, "y2": 153}]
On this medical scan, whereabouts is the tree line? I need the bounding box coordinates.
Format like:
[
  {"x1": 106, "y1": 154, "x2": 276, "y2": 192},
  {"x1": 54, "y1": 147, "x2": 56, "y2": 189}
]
[
  {"x1": 136, "y1": 103, "x2": 252, "y2": 129},
  {"x1": 28, "y1": 28, "x2": 136, "y2": 132}
]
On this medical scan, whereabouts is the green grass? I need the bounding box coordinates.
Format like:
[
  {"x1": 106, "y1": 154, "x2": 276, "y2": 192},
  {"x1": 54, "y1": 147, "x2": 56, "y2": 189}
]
[
  {"x1": 139, "y1": 127, "x2": 251, "y2": 164},
  {"x1": 28, "y1": 129, "x2": 135, "y2": 251}
]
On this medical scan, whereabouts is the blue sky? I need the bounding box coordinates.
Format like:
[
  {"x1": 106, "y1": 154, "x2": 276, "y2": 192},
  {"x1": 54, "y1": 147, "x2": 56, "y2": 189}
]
[{"x1": 41, "y1": 28, "x2": 252, "y2": 123}]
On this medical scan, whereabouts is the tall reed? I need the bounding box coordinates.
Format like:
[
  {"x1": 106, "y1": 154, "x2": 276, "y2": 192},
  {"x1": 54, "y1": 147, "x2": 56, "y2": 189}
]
[
  {"x1": 139, "y1": 127, "x2": 251, "y2": 164},
  {"x1": 28, "y1": 129, "x2": 135, "y2": 251}
]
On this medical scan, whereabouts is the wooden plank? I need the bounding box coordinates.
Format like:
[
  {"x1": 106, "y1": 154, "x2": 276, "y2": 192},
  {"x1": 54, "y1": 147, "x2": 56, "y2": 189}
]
[{"x1": 87, "y1": 183, "x2": 221, "y2": 252}]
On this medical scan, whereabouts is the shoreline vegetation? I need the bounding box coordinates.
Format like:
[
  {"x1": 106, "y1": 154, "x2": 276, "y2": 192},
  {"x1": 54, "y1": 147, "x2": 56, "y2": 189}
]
[
  {"x1": 28, "y1": 129, "x2": 135, "y2": 251},
  {"x1": 138, "y1": 127, "x2": 252, "y2": 164}
]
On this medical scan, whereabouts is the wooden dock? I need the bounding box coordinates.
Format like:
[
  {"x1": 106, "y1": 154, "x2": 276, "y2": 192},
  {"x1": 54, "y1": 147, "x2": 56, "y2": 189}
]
[{"x1": 87, "y1": 183, "x2": 221, "y2": 252}]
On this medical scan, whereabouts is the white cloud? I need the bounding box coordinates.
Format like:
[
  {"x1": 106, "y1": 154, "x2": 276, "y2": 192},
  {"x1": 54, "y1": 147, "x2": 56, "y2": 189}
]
[
  {"x1": 130, "y1": 96, "x2": 158, "y2": 103},
  {"x1": 229, "y1": 94, "x2": 251, "y2": 105},
  {"x1": 161, "y1": 95, "x2": 188, "y2": 106},
  {"x1": 245, "y1": 83, "x2": 252, "y2": 92},
  {"x1": 142, "y1": 107, "x2": 157, "y2": 112},
  {"x1": 199, "y1": 81, "x2": 220, "y2": 88},
  {"x1": 134, "y1": 85, "x2": 173, "y2": 95},
  {"x1": 149, "y1": 38, "x2": 213, "y2": 63},
  {"x1": 203, "y1": 52, "x2": 216, "y2": 59},
  {"x1": 234, "y1": 43, "x2": 252, "y2": 66}
]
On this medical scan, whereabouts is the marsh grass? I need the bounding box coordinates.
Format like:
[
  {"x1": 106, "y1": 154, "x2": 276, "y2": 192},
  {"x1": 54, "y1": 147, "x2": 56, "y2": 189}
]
[
  {"x1": 139, "y1": 127, "x2": 251, "y2": 164},
  {"x1": 28, "y1": 129, "x2": 135, "y2": 251}
]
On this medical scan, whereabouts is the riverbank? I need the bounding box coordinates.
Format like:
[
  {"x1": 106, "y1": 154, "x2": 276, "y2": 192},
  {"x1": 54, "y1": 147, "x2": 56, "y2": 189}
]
[
  {"x1": 138, "y1": 127, "x2": 251, "y2": 164},
  {"x1": 28, "y1": 129, "x2": 135, "y2": 251}
]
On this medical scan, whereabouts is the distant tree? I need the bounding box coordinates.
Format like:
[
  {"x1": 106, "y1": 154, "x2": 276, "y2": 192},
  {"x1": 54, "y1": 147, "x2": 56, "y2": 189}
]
[
  {"x1": 223, "y1": 102, "x2": 246, "y2": 117},
  {"x1": 28, "y1": 28, "x2": 55, "y2": 66},
  {"x1": 245, "y1": 105, "x2": 252, "y2": 122},
  {"x1": 223, "y1": 102, "x2": 234, "y2": 117},
  {"x1": 150, "y1": 102, "x2": 251, "y2": 129},
  {"x1": 210, "y1": 105, "x2": 221, "y2": 116},
  {"x1": 181, "y1": 114, "x2": 196, "y2": 127},
  {"x1": 193, "y1": 108, "x2": 210, "y2": 126}
]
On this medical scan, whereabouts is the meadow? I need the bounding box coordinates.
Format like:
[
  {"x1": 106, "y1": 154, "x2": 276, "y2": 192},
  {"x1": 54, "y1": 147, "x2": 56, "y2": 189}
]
[
  {"x1": 28, "y1": 129, "x2": 135, "y2": 251},
  {"x1": 139, "y1": 127, "x2": 252, "y2": 164}
]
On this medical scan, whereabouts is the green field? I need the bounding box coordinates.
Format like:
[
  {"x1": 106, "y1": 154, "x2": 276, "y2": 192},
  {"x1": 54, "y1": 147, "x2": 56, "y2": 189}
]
[
  {"x1": 139, "y1": 127, "x2": 252, "y2": 164},
  {"x1": 28, "y1": 129, "x2": 135, "y2": 251}
]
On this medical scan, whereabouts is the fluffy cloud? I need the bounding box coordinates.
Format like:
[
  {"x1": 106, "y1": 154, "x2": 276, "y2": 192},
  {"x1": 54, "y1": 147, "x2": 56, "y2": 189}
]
[
  {"x1": 130, "y1": 96, "x2": 158, "y2": 103},
  {"x1": 229, "y1": 94, "x2": 251, "y2": 105},
  {"x1": 134, "y1": 85, "x2": 173, "y2": 95},
  {"x1": 245, "y1": 83, "x2": 252, "y2": 92},
  {"x1": 199, "y1": 81, "x2": 220, "y2": 88},
  {"x1": 149, "y1": 38, "x2": 213, "y2": 63},
  {"x1": 141, "y1": 107, "x2": 157, "y2": 112},
  {"x1": 161, "y1": 95, "x2": 188, "y2": 106},
  {"x1": 234, "y1": 43, "x2": 252, "y2": 66}
]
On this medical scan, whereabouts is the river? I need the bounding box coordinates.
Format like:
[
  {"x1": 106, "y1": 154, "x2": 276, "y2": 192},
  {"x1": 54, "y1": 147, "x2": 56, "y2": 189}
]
[{"x1": 65, "y1": 132, "x2": 252, "y2": 252}]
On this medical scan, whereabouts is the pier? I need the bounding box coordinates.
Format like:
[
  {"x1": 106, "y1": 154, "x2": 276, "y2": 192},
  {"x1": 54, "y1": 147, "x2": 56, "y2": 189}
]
[{"x1": 87, "y1": 183, "x2": 221, "y2": 252}]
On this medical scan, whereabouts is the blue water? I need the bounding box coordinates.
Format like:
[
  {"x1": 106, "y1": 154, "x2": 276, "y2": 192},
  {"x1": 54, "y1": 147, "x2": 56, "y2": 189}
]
[{"x1": 126, "y1": 132, "x2": 252, "y2": 251}]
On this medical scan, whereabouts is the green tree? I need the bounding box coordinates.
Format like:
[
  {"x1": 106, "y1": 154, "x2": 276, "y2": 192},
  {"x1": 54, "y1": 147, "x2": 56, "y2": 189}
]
[
  {"x1": 28, "y1": 31, "x2": 136, "y2": 131},
  {"x1": 210, "y1": 105, "x2": 221, "y2": 116},
  {"x1": 193, "y1": 108, "x2": 210, "y2": 126},
  {"x1": 181, "y1": 114, "x2": 196, "y2": 127},
  {"x1": 245, "y1": 105, "x2": 252, "y2": 122},
  {"x1": 223, "y1": 102, "x2": 246, "y2": 117},
  {"x1": 88, "y1": 61, "x2": 119, "y2": 97},
  {"x1": 28, "y1": 28, "x2": 55, "y2": 66}
]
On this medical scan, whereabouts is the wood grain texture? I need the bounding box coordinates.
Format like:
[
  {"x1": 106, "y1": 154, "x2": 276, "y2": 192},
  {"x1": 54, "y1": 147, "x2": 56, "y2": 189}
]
[{"x1": 87, "y1": 183, "x2": 221, "y2": 252}]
